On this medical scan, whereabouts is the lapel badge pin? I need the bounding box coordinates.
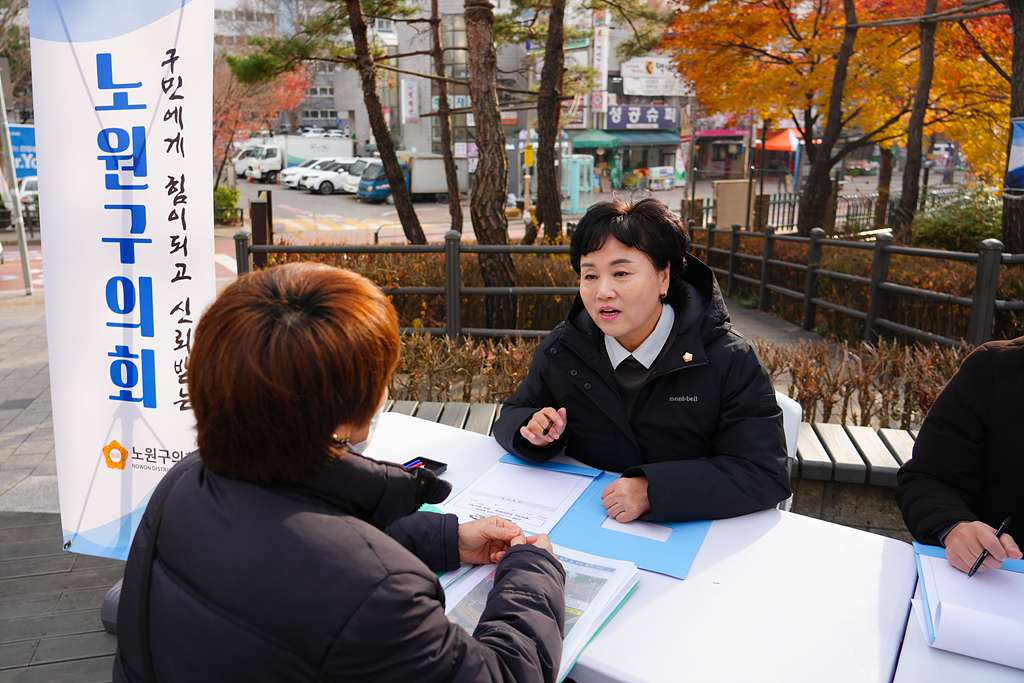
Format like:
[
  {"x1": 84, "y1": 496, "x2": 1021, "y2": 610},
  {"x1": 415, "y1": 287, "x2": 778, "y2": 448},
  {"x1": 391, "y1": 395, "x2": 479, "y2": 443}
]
[{"x1": 683, "y1": 352, "x2": 693, "y2": 362}]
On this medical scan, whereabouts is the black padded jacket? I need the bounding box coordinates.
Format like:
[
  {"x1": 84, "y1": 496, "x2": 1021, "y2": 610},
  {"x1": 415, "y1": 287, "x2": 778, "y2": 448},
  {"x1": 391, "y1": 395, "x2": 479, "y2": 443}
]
[
  {"x1": 493, "y1": 254, "x2": 790, "y2": 522},
  {"x1": 113, "y1": 451, "x2": 566, "y2": 683}
]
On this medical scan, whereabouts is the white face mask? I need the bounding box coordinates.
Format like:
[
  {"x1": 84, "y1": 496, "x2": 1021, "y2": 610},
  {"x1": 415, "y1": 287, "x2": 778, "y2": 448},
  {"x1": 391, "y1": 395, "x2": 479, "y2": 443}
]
[{"x1": 347, "y1": 402, "x2": 385, "y2": 455}]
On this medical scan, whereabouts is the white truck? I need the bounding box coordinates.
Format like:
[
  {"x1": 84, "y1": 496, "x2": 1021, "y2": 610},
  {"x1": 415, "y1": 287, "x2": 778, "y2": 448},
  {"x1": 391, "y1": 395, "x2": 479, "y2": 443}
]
[
  {"x1": 246, "y1": 135, "x2": 355, "y2": 183},
  {"x1": 356, "y1": 154, "x2": 469, "y2": 203}
]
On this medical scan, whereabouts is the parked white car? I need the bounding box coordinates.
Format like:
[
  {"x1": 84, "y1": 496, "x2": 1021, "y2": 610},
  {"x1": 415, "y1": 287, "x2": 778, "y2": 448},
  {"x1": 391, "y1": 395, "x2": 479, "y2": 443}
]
[
  {"x1": 18, "y1": 176, "x2": 38, "y2": 220},
  {"x1": 342, "y1": 158, "x2": 378, "y2": 194},
  {"x1": 280, "y1": 157, "x2": 349, "y2": 189},
  {"x1": 307, "y1": 157, "x2": 373, "y2": 195},
  {"x1": 233, "y1": 148, "x2": 255, "y2": 177},
  {"x1": 299, "y1": 159, "x2": 358, "y2": 195}
]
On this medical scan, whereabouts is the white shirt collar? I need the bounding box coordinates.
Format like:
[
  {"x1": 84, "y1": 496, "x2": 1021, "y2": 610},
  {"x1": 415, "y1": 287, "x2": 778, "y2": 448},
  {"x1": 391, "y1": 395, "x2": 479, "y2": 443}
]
[{"x1": 604, "y1": 303, "x2": 675, "y2": 370}]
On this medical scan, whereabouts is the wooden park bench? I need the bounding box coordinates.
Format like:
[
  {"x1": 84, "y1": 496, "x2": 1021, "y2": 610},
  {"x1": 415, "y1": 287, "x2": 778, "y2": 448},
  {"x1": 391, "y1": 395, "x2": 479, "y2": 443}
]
[{"x1": 381, "y1": 399, "x2": 918, "y2": 489}]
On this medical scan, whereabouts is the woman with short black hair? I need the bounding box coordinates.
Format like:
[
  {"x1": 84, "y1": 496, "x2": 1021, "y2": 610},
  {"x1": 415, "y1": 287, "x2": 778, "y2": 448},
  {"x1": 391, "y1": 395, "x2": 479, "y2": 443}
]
[
  {"x1": 114, "y1": 263, "x2": 565, "y2": 683},
  {"x1": 493, "y1": 195, "x2": 790, "y2": 523}
]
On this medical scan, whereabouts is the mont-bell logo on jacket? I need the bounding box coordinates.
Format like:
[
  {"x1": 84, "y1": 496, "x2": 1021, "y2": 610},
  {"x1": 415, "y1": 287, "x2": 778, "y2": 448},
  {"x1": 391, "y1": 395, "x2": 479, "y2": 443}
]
[{"x1": 669, "y1": 396, "x2": 698, "y2": 402}]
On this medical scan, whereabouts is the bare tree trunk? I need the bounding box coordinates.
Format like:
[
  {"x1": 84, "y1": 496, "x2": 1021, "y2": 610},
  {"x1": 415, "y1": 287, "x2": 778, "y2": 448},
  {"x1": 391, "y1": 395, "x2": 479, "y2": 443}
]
[
  {"x1": 1003, "y1": 0, "x2": 1024, "y2": 253},
  {"x1": 214, "y1": 129, "x2": 236, "y2": 188},
  {"x1": 893, "y1": 0, "x2": 939, "y2": 243},
  {"x1": 430, "y1": 0, "x2": 463, "y2": 234},
  {"x1": 874, "y1": 146, "x2": 893, "y2": 230},
  {"x1": 347, "y1": 0, "x2": 426, "y2": 244},
  {"x1": 535, "y1": 0, "x2": 565, "y2": 243},
  {"x1": 465, "y1": 0, "x2": 517, "y2": 329},
  {"x1": 796, "y1": 0, "x2": 858, "y2": 235}
]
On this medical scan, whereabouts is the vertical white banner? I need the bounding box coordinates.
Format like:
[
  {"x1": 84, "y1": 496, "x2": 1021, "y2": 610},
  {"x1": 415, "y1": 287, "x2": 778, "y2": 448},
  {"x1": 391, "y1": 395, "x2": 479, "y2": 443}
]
[
  {"x1": 401, "y1": 79, "x2": 419, "y2": 125},
  {"x1": 592, "y1": 27, "x2": 609, "y2": 113},
  {"x1": 675, "y1": 104, "x2": 692, "y2": 186},
  {"x1": 30, "y1": 0, "x2": 216, "y2": 560}
]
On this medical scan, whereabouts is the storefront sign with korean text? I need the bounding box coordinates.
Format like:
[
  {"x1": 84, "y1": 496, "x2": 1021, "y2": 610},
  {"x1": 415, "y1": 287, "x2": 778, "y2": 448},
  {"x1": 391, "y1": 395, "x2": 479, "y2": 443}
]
[{"x1": 606, "y1": 105, "x2": 678, "y2": 130}]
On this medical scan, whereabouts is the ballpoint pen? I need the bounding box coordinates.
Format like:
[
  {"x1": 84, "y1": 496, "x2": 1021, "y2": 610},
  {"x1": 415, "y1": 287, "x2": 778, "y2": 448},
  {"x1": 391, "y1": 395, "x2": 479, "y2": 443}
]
[
  {"x1": 967, "y1": 515, "x2": 1013, "y2": 578},
  {"x1": 542, "y1": 418, "x2": 554, "y2": 437}
]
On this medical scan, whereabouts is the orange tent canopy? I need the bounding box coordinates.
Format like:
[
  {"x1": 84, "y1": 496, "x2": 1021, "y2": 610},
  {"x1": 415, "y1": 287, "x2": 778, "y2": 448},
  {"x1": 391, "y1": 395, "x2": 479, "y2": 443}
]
[{"x1": 763, "y1": 129, "x2": 800, "y2": 151}]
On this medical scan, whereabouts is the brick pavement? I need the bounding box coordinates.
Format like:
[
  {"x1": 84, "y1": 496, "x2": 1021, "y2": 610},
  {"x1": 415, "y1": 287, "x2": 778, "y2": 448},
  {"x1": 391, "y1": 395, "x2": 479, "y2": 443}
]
[{"x1": 0, "y1": 295, "x2": 57, "y2": 515}]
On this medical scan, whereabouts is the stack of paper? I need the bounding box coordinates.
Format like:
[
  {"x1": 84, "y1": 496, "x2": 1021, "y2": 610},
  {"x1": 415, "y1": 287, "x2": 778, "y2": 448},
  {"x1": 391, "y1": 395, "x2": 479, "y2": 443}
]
[
  {"x1": 439, "y1": 456, "x2": 598, "y2": 534},
  {"x1": 445, "y1": 545, "x2": 640, "y2": 683},
  {"x1": 913, "y1": 543, "x2": 1024, "y2": 669}
]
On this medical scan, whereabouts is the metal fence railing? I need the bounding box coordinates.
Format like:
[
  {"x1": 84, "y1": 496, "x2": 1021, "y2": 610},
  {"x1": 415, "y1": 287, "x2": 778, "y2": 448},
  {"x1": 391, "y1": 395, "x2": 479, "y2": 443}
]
[
  {"x1": 233, "y1": 212, "x2": 1014, "y2": 347},
  {"x1": 688, "y1": 221, "x2": 1014, "y2": 348},
  {"x1": 234, "y1": 230, "x2": 574, "y2": 339}
]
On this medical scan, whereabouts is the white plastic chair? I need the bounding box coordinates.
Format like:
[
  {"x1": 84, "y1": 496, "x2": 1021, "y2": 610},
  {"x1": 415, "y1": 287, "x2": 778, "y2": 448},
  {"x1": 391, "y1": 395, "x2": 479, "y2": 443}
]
[{"x1": 775, "y1": 391, "x2": 801, "y2": 512}]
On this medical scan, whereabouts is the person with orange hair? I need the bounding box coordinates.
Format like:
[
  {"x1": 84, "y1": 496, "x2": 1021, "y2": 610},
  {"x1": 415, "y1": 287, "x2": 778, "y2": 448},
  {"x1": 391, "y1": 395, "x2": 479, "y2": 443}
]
[{"x1": 113, "y1": 263, "x2": 565, "y2": 683}]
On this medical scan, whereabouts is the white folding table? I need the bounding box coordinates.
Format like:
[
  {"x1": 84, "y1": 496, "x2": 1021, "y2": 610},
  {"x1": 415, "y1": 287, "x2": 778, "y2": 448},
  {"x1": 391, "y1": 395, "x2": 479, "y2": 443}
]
[
  {"x1": 367, "y1": 413, "x2": 922, "y2": 683},
  {"x1": 891, "y1": 585, "x2": 1023, "y2": 683}
]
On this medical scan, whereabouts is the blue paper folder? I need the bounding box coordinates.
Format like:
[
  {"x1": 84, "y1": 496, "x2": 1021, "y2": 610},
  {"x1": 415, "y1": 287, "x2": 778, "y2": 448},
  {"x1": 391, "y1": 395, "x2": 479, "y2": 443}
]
[{"x1": 500, "y1": 454, "x2": 711, "y2": 580}]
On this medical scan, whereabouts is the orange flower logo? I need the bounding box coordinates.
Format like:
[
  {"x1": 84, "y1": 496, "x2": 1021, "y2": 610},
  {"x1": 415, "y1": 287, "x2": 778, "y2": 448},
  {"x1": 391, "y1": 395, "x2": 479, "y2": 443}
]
[{"x1": 102, "y1": 440, "x2": 129, "y2": 470}]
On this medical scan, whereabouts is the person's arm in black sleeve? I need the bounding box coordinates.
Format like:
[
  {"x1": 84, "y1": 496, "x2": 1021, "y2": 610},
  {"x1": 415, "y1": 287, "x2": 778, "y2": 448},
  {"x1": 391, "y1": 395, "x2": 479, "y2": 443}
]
[
  {"x1": 386, "y1": 511, "x2": 461, "y2": 573},
  {"x1": 624, "y1": 339, "x2": 790, "y2": 522},
  {"x1": 895, "y1": 345, "x2": 992, "y2": 545},
  {"x1": 324, "y1": 545, "x2": 566, "y2": 683},
  {"x1": 492, "y1": 346, "x2": 568, "y2": 463}
]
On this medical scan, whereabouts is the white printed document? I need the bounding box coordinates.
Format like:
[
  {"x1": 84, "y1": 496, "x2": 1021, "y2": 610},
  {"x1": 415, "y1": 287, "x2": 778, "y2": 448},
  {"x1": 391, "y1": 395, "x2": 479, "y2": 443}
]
[
  {"x1": 914, "y1": 543, "x2": 1024, "y2": 669},
  {"x1": 440, "y1": 461, "x2": 593, "y2": 534}
]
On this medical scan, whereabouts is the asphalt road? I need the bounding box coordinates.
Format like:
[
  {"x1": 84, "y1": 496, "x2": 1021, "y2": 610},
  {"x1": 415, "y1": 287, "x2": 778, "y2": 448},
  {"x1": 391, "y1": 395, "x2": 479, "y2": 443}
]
[{"x1": 235, "y1": 177, "x2": 480, "y2": 245}]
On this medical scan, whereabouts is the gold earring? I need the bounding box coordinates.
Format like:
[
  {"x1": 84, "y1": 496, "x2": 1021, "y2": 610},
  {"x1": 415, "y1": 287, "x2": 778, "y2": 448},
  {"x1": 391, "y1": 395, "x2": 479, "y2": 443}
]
[{"x1": 661, "y1": 291, "x2": 667, "y2": 299}]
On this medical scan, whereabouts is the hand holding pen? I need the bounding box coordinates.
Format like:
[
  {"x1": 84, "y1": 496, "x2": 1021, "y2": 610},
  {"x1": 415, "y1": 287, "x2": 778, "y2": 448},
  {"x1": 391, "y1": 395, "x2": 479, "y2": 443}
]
[
  {"x1": 944, "y1": 516, "x2": 1021, "y2": 575},
  {"x1": 520, "y1": 407, "x2": 567, "y2": 447},
  {"x1": 968, "y1": 516, "x2": 1016, "y2": 577}
]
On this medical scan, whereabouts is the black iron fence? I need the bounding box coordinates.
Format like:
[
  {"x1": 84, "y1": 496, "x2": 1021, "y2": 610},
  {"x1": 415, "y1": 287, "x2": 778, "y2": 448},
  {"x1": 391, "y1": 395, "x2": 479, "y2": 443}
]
[
  {"x1": 690, "y1": 186, "x2": 963, "y2": 235},
  {"x1": 692, "y1": 222, "x2": 1021, "y2": 348},
  {"x1": 233, "y1": 230, "x2": 575, "y2": 339}
]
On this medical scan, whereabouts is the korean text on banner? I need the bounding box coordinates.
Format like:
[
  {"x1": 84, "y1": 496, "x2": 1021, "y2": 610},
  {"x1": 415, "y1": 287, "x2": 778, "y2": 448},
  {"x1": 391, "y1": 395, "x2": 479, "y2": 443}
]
[{"x1": 30, "y1": 0, "x2": 216, "y2": 560}]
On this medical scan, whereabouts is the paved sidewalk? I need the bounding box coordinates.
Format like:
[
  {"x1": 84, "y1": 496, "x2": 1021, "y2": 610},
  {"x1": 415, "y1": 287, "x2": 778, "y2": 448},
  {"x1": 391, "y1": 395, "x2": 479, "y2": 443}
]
[
  {"x1": 0, "y1": 289, "x2": 820, "y2": 514},
  {"x1": 0, "y1": 295, "x2": 56, "y2": 515}
]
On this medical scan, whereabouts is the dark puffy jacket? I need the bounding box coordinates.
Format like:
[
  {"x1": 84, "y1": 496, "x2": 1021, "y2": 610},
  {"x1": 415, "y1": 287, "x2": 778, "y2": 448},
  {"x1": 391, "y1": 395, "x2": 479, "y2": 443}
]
[
  {"x1": 895, "y1": 338, "x2": 1024, "y2": 545},
  {"x1": 493, "y1": 254, "x2": 790, "y2": 522},
  {"x1": 113, "y1": 452, "x2": 565, "y2": 683}
]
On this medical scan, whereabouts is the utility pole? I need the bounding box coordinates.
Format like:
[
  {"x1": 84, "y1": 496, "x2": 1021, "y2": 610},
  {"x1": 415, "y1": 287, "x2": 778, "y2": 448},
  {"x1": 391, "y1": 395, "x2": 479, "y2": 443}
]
[{"x1": 0, "y1": 62, "x2": 32, "y2": 295}]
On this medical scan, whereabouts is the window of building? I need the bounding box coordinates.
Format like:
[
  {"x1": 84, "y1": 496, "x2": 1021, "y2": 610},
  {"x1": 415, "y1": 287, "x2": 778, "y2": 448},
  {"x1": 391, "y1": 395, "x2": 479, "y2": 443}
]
[
  {"x1": 432, "y1": 15, "x2": 472, "y2": 154},
  {"x1": 375, "y1": 18, "x2": 395, "y2": 31}
]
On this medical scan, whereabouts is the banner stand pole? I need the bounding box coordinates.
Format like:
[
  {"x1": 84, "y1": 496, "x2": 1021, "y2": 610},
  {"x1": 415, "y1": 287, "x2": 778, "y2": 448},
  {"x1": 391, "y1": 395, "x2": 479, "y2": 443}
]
[{"x1": 0, "y1": 65, "x2": 33, "y2": 295}]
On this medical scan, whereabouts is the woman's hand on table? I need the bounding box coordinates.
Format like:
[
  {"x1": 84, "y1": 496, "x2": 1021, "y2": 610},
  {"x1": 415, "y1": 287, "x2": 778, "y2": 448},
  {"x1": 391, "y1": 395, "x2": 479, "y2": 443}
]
[
  {"x1": 601, "y1": 476, "x2": 652, "y2": 523},
  {"x1": 510, "y1": 531, "x2": 556, "y2": 558},
  {"x1": 458, "y1": 516, "x2": 523, "y2": 565},
  {"x1": 459, "y1": 516, "x2": 557, "y2": 563},
  {"x1": 944, "y1": 521, "x2": 1021, "y2": 574},
  {"x1": 520, "y1": 407, "x2": 567, "y2": 447}
]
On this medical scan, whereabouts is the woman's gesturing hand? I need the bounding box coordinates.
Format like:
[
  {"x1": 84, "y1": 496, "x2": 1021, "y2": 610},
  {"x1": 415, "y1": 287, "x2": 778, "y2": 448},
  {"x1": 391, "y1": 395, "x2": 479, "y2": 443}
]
[{"x1": 520, "y1": 407, "x2": 567, "y2": 447}]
